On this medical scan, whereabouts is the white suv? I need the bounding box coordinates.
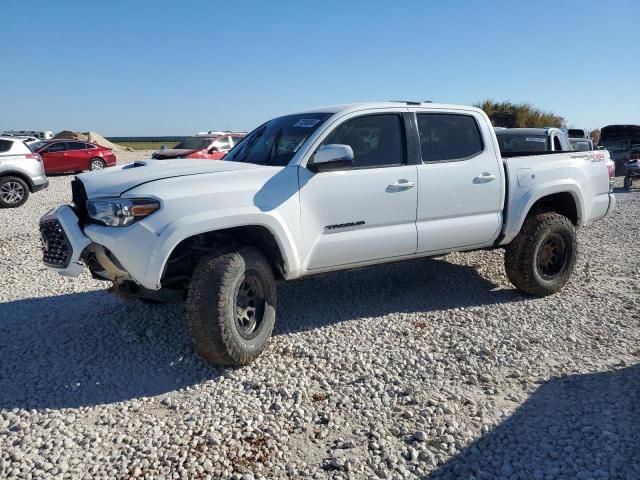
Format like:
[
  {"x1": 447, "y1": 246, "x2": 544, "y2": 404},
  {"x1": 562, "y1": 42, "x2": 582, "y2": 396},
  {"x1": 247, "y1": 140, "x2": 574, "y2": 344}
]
[{"x1": 0, "y1": 136, "x2": 48, "y2": 208}]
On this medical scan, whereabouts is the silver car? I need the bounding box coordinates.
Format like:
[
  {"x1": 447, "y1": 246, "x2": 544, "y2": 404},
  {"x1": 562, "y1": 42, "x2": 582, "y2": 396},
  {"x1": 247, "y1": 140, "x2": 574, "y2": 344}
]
[{"x1": 0, "y1": 136, "x2": 48, "y2": 208}]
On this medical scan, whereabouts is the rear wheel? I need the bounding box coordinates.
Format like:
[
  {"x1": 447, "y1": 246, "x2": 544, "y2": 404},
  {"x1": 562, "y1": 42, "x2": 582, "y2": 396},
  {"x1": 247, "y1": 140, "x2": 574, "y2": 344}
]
[
  {"x1": 186, "y1": 246, "x2": 277, "y2": 366},
  {"x1": 0, "y1": 176, "x2": 29, "y2": 208},
  {"x1": 504, "y1": 212, "x2": 577, "y2": 297},
  {"x1": 89, "y1": 158, "x2": 106, "y2": 171}
]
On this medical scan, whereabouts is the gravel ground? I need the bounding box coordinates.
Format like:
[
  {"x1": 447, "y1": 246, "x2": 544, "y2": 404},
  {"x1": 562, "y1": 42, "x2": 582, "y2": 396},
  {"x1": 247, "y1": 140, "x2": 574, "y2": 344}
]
[{"x1": 1, "y1": 154, "x2": 639, "y2": 479}]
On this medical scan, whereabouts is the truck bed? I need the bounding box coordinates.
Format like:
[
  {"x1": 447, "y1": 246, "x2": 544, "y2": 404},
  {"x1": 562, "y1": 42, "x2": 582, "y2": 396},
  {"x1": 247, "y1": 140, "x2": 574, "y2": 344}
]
[{"x1": 499, "y1": 150, "x2": 613, "y2": 245}]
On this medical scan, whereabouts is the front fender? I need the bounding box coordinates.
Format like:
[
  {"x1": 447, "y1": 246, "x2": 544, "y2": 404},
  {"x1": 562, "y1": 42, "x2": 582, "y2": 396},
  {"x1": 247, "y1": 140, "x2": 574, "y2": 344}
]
[
  {"x1": 145, "y1": 208, "x2": 301, "y2": 289},
  {"x1": 500, "y1": 180, "x2": 585, "y2": 244}
]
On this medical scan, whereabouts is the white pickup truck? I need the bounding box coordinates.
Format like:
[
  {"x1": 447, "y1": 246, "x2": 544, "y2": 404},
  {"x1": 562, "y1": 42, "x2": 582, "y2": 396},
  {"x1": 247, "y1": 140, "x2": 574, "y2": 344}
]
[{"x1": 40, "y1": 102, "x2": 616, "y2": 366}]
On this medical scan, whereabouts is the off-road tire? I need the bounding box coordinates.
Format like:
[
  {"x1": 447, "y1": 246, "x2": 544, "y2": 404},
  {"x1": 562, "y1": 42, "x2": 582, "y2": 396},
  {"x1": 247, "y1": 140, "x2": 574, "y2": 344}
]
[
  {"x1": 504, "y1": 212, "x2": 577, "y2": 297},
  {"x1": 89, "y1": 158, "x2": 106, "y2": 171},
  {"x1": 186, "y1": 246, "x2": 276, "y2": 366},
  {"x1": 624, "y1": 176, "x2": 632, "y2": 191},
  {"x1": 0, "y1": 176, "x2": 30, "y2": 208}
]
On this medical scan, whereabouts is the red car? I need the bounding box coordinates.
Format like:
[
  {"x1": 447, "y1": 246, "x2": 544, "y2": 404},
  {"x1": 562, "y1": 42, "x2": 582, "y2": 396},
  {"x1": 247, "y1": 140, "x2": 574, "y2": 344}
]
[
  {"x1": 152, "y1": 132, "x2": 246, "y2": 160},
  {"x1": 31, "y1": 140, "x2": 116, "y2": 174}
]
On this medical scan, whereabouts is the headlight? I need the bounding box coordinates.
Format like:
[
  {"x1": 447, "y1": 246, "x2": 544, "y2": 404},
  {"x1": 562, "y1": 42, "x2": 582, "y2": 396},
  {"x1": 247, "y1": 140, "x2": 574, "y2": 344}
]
[{"x1": 87, "y1": 197, "x2": 160, "y2": 227}]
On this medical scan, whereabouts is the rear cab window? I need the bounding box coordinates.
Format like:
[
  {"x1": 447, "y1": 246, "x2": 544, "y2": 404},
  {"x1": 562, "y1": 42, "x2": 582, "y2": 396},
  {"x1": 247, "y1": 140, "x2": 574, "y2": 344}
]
[{"x1": 416, "y1": 113, "x2": 484, "y2": 162}]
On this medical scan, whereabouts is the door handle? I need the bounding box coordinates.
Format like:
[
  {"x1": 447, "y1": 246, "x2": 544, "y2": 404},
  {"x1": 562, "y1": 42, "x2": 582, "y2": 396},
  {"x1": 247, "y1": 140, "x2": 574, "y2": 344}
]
[
  {"x1": 387, "y1": 179, "x2": 416, "y2": 192},
  {"x1": 473, "y1": 173, "x2": 496, "y2": 184}
]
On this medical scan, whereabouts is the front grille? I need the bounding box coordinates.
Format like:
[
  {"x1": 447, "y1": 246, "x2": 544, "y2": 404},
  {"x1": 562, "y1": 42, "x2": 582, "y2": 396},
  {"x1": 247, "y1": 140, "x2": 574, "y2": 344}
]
[
  {"x1": 71, "y1": 178, "x2": 88, "y2": 223},
  {"x1": 40, "y1": 220, "x2": 72, "y2": 268}
]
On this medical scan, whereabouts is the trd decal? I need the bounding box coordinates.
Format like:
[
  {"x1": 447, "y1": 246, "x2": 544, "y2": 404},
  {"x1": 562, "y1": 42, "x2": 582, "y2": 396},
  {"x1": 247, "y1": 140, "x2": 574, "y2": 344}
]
[{"x1": 324, "y1": 220, "x2": 366, "y2": 231}]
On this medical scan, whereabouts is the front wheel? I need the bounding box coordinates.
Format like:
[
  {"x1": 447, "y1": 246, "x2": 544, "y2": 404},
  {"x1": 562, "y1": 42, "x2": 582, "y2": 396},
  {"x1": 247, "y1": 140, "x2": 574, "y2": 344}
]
[
  {"x1": 89, "y1": 158, "x2": 106, "y2": 171},
  {"x1": 186, "y1": 246, "x2": 277, "y2": 366},
  {"x1": 624, "y1": 176, "x2": 632, "y2": 191},
  {"x1": 504, "y1": 212, "x2": 577, "y2": 297}
]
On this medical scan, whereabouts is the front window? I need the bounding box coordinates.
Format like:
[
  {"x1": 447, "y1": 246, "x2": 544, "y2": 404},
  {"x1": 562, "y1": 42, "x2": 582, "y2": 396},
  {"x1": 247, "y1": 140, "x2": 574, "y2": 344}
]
[
  {"x1": 496, "y1": 133, "x2": 549, "y2": 153},
  {"x1": 174, "y1": 137, "x2": 214, "y2": 150},
  {"x1": 225, "y1": 113, "x2": 331, "y2": 166}
]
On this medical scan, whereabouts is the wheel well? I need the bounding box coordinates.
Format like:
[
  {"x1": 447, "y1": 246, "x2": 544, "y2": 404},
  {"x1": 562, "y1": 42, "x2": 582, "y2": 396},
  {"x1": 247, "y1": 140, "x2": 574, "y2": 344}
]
[
  {"x1": 529, "y1": 192, "x2": 578, "y2": 224},
  {"x1": 161, "y1": 225, "x2": 286, "y2": 288},
  {"x1": 0, "y1": 172, "x2": 34, "y2": 191}
]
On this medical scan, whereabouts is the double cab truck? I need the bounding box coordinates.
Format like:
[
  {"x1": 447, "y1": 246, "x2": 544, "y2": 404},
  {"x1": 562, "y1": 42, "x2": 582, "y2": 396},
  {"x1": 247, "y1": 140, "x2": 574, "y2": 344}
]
[{"x1": 39, "y1": 102, "x2": 616, "y2": 366}]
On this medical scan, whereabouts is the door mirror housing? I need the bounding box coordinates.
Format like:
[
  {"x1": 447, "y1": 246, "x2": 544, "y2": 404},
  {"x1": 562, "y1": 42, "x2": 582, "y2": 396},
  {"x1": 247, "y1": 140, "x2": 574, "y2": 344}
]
[
  {"x1": 208, "y1": 146, "x2": 219, "y2": 153},
  {"x1": 308, "y1": 144, "x2": 354, "y2": 172}
]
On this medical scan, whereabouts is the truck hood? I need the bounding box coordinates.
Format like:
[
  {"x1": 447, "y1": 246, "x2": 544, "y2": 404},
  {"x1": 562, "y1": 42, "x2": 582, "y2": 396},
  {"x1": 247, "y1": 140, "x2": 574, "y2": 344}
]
[
  {"x1": 77, "y1": 159, "x2": 261, "y2": 198},
  {"x1": 152, "y1": 148, "x2": 197, "y2": 159}
]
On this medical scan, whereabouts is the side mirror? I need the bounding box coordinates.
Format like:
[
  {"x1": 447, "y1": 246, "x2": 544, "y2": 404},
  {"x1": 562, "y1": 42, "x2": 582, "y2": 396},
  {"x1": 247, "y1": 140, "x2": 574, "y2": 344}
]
[
  {"x1": 208, "y1": 146, "x2": 219, "y2": 153},
  {"x1": 160, "y1": 145, "x2": 168, "y2": 150},
  {"x1": 308, "y1": 144, "x2": 354, "y2": 173}
]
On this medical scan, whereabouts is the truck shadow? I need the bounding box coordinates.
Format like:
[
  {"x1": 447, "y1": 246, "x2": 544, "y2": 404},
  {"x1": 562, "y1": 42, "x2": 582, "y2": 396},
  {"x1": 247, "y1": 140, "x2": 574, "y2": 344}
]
[
  {"x1": 274, "y1": 256, "x2": 521, "y2": 335},
  {"x1": 0, "y1": 257, "x2": 521, "y2": 410},
  {"x1": 424, "y1": 364, "x2": 640, "y2": 479}
]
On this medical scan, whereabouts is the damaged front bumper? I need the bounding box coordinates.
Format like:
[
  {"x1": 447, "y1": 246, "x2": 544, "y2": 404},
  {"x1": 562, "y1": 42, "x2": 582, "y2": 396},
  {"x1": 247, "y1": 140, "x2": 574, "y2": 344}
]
[
  {"x1": 39, "y1": 205, "x2": 132, "y2": 283},
  {"x1": 39, "y1": 206, "x2": 92, "y2": 277}
]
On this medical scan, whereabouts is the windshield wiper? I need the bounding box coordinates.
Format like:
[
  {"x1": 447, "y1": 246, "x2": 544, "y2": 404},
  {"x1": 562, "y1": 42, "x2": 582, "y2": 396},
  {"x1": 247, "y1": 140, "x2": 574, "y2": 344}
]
[
  {"x1": 264, "y1": 128, "x2": 283, "y2": 166},
  {"x1": 232, "y1": 126, "x2": 265, "y2": 163}
]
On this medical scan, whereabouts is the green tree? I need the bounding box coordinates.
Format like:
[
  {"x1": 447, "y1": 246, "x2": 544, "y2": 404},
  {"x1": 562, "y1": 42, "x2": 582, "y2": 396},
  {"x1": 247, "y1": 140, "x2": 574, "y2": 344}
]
[{"x1": 475, "y1": 100, "x2": 566, "y2": 128}]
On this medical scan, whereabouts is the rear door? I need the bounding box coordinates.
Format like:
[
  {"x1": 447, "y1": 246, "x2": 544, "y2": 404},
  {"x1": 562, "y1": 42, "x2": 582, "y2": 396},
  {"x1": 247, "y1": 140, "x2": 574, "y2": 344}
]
[
  {"x1": 66, "y1": 141, "x2": 90, "y2": 170},
  {"x1": 40, "y1": 142, "x2": 68, "y2": 173},
  {"x1": 414, "y1": 110, "x2": 503, "y2": 253}
]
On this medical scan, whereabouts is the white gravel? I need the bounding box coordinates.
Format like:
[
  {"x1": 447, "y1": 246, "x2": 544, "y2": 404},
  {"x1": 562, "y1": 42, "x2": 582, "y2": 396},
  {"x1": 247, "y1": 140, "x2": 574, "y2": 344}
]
[{"x1": 1, "y1": 155, "x2": 638, "y2": 479}]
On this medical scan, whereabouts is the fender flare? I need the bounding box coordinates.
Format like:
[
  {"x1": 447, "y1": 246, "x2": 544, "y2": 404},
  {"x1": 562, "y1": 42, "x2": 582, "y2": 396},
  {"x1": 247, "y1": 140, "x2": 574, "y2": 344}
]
[
  {"x1": 501, "y1": 180, "x2": 585, "y2": 244},
  {"x1": 144, "y1": 209, "x2": 301, "y2": 289}
]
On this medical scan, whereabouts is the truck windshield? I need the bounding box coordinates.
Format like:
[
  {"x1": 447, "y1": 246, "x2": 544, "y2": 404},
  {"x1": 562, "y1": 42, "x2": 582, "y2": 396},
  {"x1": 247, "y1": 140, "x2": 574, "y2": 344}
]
[
  {"x1": 225, "y1": 113, "x2": 331, "y2": 166},
  {"x1": 496, "y1": 133, "x2": 549, "y2": 153}
]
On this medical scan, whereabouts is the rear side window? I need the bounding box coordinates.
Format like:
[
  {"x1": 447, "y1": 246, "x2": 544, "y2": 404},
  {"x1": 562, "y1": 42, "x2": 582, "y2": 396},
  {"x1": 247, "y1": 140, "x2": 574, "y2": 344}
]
[
  {"x1": 85, "y1": 143, "x2": 97, "y2": 149},
  {"x1": 417, "y1": 113, "x2": 483, "y2": 162},
  {"x1": 0, "y1": 139, "x2": 12, "y2": 153},
  {"x1": 67, "y1": 141, "x2": 86, "y2": 150},
  {"x1": 322, "y1": 114, "x2": 406, "y2": 168}
]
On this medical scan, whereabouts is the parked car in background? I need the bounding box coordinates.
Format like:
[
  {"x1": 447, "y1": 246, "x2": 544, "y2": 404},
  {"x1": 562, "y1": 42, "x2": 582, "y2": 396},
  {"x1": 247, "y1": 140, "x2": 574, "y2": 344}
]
[
  {"x1": 570, "y1": 137, "x2": 594, "y2": 151},
  {"x1": 568, "y1": 128, "x2": 588, "y2": 139},
  {"x1": 495, "y1": 128, "x2": 573, "y2": 155},
  {"x1": 599, "y1": 124, "x2": 640, "y2": 175},
  {"x1": 151, "y1": 132, "x2": 246, "y2": 160},
  {"x1": 30, "y1": 140, "x2": 116, "y2": 174},
  {"x1": 40, "y1": 102, "x2": 615, "y2": 366},
  {"x1": 0, "y1": 136, "x2": 48, "y2": 208}
]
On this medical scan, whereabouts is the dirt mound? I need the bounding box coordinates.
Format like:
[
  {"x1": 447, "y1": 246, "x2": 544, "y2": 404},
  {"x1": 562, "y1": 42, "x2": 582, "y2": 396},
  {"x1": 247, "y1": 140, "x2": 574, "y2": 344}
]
[{"x1": 53, "y1": 131, "x2": 132, "y2": 151}]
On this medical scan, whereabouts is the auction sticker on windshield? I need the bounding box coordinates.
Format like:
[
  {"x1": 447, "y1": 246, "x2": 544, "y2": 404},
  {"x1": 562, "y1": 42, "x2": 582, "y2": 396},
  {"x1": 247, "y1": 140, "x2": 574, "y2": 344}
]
[{"x1": 293, "y1": 119, "x2": 321, "y2": 128}]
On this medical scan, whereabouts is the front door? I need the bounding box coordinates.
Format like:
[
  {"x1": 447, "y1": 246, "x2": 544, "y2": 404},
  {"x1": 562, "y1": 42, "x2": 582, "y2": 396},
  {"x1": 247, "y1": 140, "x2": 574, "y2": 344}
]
[
  {"x1": 414, "y1": 111, "x2": 503, "y2": 253},
  {"x1": 40, "y1": 142, "x2": 68, "y2": 173},
  {"x1": 299, "y1": 112, "x2": 418, "y2": 270}
]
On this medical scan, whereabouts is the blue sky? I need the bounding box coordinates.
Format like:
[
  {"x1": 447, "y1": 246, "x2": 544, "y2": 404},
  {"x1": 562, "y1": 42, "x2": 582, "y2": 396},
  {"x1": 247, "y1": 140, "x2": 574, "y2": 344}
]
[{"x1": 1, "y1": 0, "x2": 638, "y2": 135}]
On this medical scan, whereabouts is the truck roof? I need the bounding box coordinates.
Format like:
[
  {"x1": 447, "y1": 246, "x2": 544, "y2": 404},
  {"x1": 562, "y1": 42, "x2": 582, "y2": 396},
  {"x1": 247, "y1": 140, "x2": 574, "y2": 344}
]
[
  {"x1": 495, "y1": 128, "x2": 563, "y2": 136},
  {"x1": 293, "y1": 101, "x2": 484, "y2": 116}
]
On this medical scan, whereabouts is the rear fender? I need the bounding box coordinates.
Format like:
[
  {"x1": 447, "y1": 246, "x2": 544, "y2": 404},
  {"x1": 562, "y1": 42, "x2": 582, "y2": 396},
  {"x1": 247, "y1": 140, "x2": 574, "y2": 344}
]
[{"x1": 500, "y1": 180, "x2": 584, "y2": 245}]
